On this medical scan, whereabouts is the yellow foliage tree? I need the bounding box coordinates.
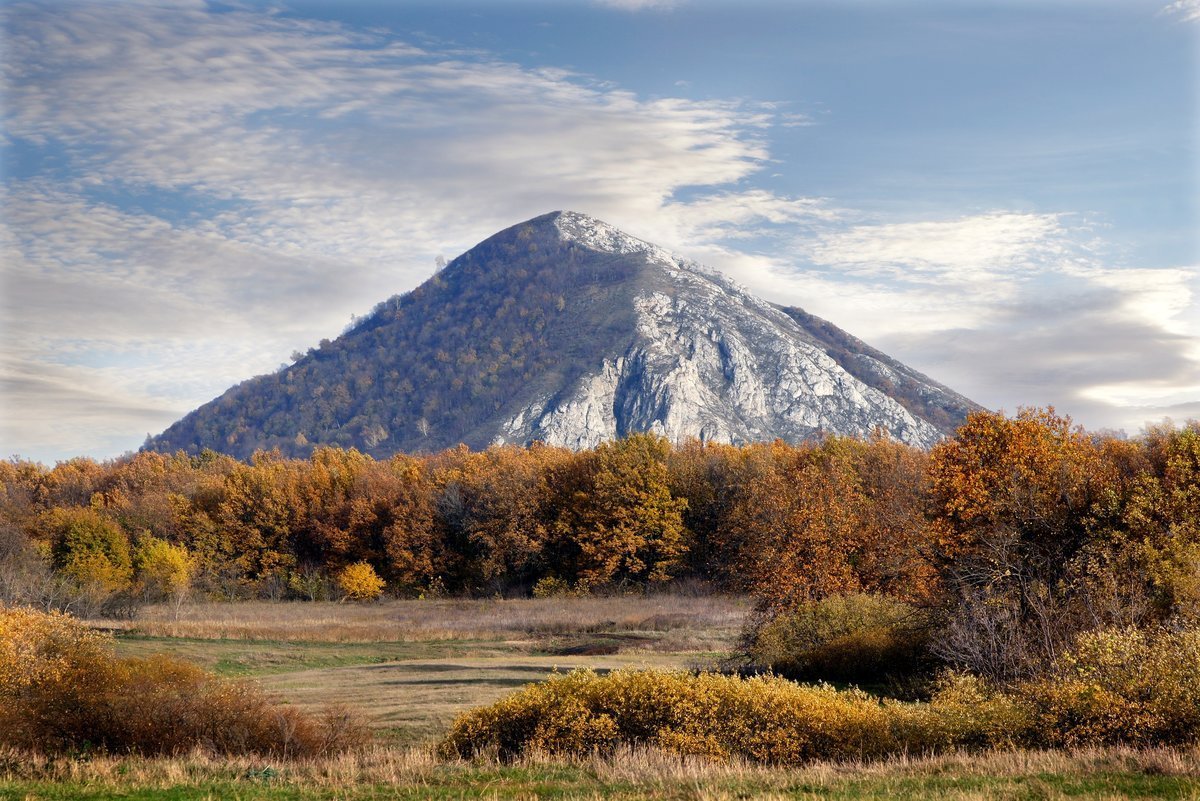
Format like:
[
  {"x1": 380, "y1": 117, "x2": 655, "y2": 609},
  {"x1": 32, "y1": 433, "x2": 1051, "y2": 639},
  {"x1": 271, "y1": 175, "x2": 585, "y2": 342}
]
[
  {"x1": 45, "y1": 506, "x2": 133, "y2": 611},
  {"x1": 337, "y1": 561, "x2": 385, "y2": 602},
  {"x1": 134, "y1": 535, "x2": 194, "y2": 603}
]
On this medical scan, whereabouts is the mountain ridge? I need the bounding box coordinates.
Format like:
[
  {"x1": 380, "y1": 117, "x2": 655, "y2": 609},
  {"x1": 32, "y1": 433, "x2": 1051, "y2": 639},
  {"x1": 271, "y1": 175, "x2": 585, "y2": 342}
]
[{"x1": 147, "y1": 211, "x2": 982, "y2": 458}]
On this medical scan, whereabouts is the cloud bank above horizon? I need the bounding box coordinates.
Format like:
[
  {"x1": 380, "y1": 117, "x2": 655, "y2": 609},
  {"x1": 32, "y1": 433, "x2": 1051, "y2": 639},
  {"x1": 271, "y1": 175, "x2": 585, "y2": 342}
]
[{"x1": 1, "y1": 1, "x2": 1196, "y2": 463}]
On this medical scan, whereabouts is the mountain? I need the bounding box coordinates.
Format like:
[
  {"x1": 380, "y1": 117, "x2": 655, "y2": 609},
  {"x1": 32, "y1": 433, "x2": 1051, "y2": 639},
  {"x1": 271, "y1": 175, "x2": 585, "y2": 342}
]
[{"x1": 148, "y1": 211, "x2": 982, "y2": 459}]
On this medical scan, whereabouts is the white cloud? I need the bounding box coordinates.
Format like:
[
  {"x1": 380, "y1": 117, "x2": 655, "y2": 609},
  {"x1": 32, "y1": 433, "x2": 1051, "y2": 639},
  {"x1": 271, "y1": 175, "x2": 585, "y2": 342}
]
[
  {"x1": 804, "y1": 212, "x2": 1081, "y2": 286},
  {"x1": 1162, "y1": 0, "x2": 1200, "y2": 22},
  {"x1": 0, "y1": 1, "x2": 816, "y2": 461},
  {"x1": 594, "y1": 0, "x2": 681, "y2": 11},
  {"x1": 785, "y1": 210, "x2": 1200, "y2": 434}
]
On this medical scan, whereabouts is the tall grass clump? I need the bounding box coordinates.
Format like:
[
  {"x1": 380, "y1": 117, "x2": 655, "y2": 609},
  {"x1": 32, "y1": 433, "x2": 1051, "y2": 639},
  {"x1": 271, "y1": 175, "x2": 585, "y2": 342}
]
[{"x1": 0, "y1": 606, "x2": 367, "y2": 757}]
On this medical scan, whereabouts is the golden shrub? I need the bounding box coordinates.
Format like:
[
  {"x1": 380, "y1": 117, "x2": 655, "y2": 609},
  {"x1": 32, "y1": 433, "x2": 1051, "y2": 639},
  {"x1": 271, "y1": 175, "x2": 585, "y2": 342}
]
[
  {"x1": 441, "y1": 668, "x2": 929, "y2": 765},
  {"x1": 443, "y1": 646, "x2": 1200, "y2": 766},
  {"x1": 336, "y1": 561, "x2": 386, "y2": 602},
  {"x1": 0, "y1": 606, "x2": 367, "y2": 756},
  {"x1": 1018, "y1": 626, "x2": 1200, "y2": 747},
  {"x1": 531, "y1": 576, "x2": 584, "y2": 598},
  {"x1": 924, "y1": 672, "x2": 1033, "y2": 749},
  {"x1": 747, "y1": 593, "x2": 928, "y2": 683}
]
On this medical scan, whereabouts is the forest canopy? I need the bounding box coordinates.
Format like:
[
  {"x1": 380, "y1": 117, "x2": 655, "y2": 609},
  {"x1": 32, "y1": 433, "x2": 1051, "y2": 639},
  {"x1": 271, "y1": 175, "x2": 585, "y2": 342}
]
[{"x1": 3, "y1": 410, "x2": 1196, "y2": 629}]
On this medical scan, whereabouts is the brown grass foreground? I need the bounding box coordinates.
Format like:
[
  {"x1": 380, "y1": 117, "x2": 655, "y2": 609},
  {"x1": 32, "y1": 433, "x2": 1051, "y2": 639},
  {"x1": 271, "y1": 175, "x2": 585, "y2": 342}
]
[{"x1": 1, "y1": 744, "x2": 1197, "y2": 798}]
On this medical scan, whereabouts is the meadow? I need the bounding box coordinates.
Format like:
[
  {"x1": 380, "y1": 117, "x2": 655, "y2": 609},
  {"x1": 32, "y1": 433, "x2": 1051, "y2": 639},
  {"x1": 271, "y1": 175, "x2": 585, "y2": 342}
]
[
  {"x1": 101, "y1": 594, "x2": 746, "y2": 745},
  {"x1": 3, "y1": 595, "x2": 1198, "y2": 800}
]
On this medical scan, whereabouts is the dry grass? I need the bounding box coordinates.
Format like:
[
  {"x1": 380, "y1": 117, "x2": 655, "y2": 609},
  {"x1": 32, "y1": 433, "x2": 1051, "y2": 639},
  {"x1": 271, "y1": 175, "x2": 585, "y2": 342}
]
[
  {"x1": 47, "y1": 598, "x2": 1197, "y2": 798},
  {"x1": 94, "y1": 593, "x2": 749, "y2": 649},
  {"x1": 584, "y1": 744, "x2": 1200, "y2": 784},
  {"x1": 90, "y1": 595, "x2": 748, "y2": 746},
  {"x1": 258, "y1": 653, "x2": 690, "y2": 744},
  {"x1": 2, "y1": 744, "x2": 1196, "y2": 799}
]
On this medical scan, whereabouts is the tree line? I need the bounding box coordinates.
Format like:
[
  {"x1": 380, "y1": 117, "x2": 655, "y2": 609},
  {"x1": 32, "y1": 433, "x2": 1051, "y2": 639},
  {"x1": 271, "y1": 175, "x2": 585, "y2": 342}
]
[{"x1": 2, "y1": 409, "x2": 1196, "y2": 674}]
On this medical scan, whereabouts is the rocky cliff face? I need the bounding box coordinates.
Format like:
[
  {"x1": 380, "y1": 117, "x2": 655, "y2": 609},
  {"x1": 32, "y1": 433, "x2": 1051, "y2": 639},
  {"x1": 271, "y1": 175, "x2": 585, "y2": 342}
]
[
  {"x1": 496, "y1": 212, "x2": 952, "y2": 449},
  {"x1": 148, "y1": 211, "x2": 980, "y2": 459}
]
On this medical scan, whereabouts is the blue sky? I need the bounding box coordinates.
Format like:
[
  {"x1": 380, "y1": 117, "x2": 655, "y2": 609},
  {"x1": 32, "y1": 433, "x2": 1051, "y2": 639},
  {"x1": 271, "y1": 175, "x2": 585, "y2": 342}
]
[{"x1": 1, "y1": 0, "x2": 1197, "y2": 463}]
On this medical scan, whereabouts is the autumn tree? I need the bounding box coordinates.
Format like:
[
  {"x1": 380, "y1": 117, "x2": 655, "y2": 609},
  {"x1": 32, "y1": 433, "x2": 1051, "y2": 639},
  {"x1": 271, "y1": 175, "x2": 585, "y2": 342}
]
[
  {"x1": 291, "y1": 447, "x2": 374, "y2": 569},
  {"x1": 547, "y1": 434, "x2": 688, "y2": 587},
  {"x1": 44, "y1": 506, "x2": 133, "y2": 613},
  {"x1": 369, "y1": 454, "x2": 439, "y2": 592},
  {"x1": 336, "y1": 561, "x2": 386, "y2": 601},
  {"x1": 432, "y1": 443, "x2": 568, "y2": 594},
  {"x1": 846, "y1": 434, "x2": 938, "y2": 602},
  {"x1": 722, "y1": 439, "x2": 863, "y2": 611},
  {"x1": 134, "y1": 534, "x2": 194, "y2": 605},
  {"x1": 1123, "y1": 421, "x2": 1200, "y2": 620},
  {"x1": 41, "y1": 458, "x2": 105, "y2": 507},
  {"x1": 213, "y1": 451, "x2": 307, "y2": 596},
  {"x1": 927, "y1": 408, "x2": 1122, "y2": 679},
  {"x1": 667, "y1": 439, "x2": 745, "y2": 586}
]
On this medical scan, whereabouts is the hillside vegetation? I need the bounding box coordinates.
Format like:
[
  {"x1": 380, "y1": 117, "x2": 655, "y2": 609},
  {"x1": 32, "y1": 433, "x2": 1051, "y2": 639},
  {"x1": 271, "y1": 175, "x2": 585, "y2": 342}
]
[{"x1": 148, "y1": 217, "x2": 648, "y2": 458}]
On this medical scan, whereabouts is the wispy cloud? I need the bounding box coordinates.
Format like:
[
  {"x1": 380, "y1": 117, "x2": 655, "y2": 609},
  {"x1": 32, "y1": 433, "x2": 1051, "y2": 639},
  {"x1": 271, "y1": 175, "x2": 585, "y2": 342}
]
[
  {"x1": 804, "y1": 213, "x2": 1086, "y2": 284},
  {"x1": 1162, "y1": 0, "x2": 1200, "y2": 23},
  {"x1": 767, "y1": 211, "x2": 1200, "y2": 436},
  {"x1": 0, "y1": 1, "x2": 815, "y2": 461}
]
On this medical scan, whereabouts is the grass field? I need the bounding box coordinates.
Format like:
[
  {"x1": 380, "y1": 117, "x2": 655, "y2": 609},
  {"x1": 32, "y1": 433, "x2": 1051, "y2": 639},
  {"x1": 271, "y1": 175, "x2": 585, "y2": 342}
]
[
  {"x1": 4, "y1": 595, "x2": 1198, "y2": 799},
  {"x1": 105, "y1": 594, "x2": 748, "y2": 744}
]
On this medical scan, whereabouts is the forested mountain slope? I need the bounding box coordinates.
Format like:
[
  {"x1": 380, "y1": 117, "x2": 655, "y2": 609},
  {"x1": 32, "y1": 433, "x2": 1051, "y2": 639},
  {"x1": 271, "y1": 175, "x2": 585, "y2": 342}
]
[{"x1": 148, "y1": 212, "x2": 981, "y2": 459}]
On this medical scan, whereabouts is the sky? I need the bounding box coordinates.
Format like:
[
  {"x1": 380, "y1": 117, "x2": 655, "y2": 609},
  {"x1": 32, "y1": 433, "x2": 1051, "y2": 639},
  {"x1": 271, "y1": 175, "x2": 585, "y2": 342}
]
[{"x1": 1, "y1": 0, "x2": 1197, "y2": 464}]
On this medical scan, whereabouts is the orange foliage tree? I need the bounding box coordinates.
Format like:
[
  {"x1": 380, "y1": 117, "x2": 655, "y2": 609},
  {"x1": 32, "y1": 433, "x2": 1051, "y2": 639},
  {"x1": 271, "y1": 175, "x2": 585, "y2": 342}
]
[{"x1": 926, "y1": 408, "x2": 1127, "y2": 678}]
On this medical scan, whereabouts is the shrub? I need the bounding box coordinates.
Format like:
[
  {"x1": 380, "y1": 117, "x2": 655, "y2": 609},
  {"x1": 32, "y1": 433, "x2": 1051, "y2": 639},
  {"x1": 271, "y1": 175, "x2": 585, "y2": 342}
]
[
  {"x1": 747, "y1": 593, "x2": 929, "y2": 684},
  {"x1": 0, "y1": 607, "x2": 368, "y2": 756},
  {"x1": 531, "y1": 576, "x2": 586, "y2": 598},
  {"x1": 924, "y1": 672, "x2": 1033, "y2": 749},
  {"x1": 1018, "y1": 625, "x2": 1200, "y2": 747},
  {"x1": 441, "y1": 668, "x2": 949, "y2": 765},
  {"x1": 336, "y1": 561, "x2": 386, "y2": 602},
  {"x1": 443, "y1": 632, "x2": 1200, "y2": 767}
]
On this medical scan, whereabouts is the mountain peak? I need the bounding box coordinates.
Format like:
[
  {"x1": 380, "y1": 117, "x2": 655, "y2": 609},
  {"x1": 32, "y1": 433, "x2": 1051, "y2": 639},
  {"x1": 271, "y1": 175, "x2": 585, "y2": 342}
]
[
  {"x1": 500, "y1": 209, "x2": 659, "y2": 257},
  {"x1": 147, "y1": 213, "x2": 982, "y2": 459}
]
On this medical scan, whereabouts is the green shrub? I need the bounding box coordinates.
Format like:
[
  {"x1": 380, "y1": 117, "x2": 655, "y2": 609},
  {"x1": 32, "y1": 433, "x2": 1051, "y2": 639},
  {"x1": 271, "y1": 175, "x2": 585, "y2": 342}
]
[
  {"x1": 747, "y1": 593, "x2": 929, "y2": 684},
  {"x1": 0, "y1": 607, "x2": 367, "y2": 756}
]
